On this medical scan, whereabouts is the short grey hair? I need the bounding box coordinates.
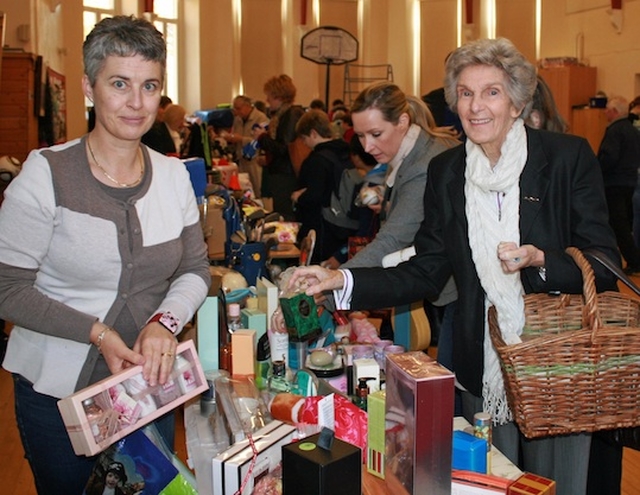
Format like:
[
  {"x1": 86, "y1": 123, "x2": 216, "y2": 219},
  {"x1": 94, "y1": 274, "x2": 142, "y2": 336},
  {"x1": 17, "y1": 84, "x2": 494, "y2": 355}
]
[
  {"x1": 83, "y1": 15, "x2": 166, "y2": 86},
  {"x1": 233, "y1": 95, "x2": 253, "y2": 107},
  {"x1": 444, "y1": 38, "x2": 537, "y2": 118},
  {"x1": 607, "y1": 95, "x2": 629, "y2": 117}
]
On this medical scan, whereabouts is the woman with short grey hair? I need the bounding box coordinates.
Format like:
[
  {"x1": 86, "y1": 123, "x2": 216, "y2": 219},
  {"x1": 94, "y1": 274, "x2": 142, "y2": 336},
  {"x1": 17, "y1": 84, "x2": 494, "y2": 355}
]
[{"x1": 0, "y1": 15, "x2": 210, "y2": 493}]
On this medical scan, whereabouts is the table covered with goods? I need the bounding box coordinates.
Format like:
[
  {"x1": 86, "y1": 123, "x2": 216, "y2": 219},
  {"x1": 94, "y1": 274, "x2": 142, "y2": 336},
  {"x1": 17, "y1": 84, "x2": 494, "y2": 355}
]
[{"x1": 184, "y1": 268, "x2": 554, "y2": 495}]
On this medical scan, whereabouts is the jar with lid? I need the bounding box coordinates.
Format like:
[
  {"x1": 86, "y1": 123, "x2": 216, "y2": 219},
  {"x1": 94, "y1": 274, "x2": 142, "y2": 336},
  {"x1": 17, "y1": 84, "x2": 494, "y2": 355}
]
[{"x1": 473, "y1": 412, "x2": 492, "y2": 474}]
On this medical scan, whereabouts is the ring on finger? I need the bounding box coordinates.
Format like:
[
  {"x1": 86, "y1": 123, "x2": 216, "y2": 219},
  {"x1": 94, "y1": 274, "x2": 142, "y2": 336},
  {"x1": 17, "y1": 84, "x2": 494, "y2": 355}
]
[{"x1": 161, "y1": 351, "x2": 174, "y2": 358}]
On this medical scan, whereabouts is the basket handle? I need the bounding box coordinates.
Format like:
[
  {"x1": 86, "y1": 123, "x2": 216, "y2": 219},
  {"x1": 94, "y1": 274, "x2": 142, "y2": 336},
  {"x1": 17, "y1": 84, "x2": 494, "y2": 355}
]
[
  {"x1": 582, "y1": 247, "x2": 640, "y2": 297},
  {"x1": 564, "y1": 247, "x2": 601, "y2": 336}
]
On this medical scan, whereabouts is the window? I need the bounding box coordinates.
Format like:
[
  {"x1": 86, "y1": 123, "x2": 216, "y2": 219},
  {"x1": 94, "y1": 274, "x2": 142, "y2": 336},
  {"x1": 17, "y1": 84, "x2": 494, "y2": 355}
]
[
  {"x1": 83, "y1": 0, "x2": 116, "y2": 39},
  {"x1": 152, "y1": 0, "x2": 179, "y2": 103},
  {"x1": 83, "y1": 1, "x2": 118, "y2": 112},
  {"x1": 82, "y1": 0, "x2": 179, "y2": 102}
]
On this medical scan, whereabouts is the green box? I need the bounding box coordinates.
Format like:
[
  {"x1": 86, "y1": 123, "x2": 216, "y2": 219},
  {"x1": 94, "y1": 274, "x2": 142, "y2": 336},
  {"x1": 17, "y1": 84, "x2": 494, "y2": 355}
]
[
  {"x1": 367, "y1": 389, "x2": 386, "y2": 479},
  {"x1": 279, "y1": 292, "x2": 321, "y2": 342},
  {"x1": 241, "y1": 307, "x2": 267, "y2": 342}
]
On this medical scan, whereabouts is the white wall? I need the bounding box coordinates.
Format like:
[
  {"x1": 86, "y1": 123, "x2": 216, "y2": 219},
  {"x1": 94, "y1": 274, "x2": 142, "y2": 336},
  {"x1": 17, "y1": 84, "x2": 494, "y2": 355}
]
[{"x1": 540, "y1": 0, "x2": 640, "y2": 101}]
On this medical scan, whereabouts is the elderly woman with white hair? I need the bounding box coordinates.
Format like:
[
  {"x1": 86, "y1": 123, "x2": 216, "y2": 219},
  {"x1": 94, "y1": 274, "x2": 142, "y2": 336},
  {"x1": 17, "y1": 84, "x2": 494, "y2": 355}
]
[{"x1": 289, "y1": 38, "x2": 620, "y2": 495}]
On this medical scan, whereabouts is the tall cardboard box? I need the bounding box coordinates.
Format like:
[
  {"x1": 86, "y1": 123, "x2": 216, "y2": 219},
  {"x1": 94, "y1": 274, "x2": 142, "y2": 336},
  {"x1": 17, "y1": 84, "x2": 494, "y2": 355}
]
[
  {"x1": 196, "y1": 274, "x2": 224, "y2": 372},
  {"x1": 385, "y1": 351, "x2": 455, "y2": 495}
]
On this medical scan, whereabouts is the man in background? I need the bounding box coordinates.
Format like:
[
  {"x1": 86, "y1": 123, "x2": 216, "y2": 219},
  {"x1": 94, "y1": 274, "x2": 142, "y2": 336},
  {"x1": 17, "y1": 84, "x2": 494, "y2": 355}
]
[
  {"x1": 598, "y1": 95, "x2": 640, "y2": 273},
  {"x1": 223, "y1": 95, "x2": 269, "y2": 197}
]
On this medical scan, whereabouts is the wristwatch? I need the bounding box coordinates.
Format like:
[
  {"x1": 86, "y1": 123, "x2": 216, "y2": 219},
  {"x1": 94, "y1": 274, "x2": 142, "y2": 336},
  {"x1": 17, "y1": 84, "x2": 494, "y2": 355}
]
[{"x1": 148, "y1": 311, "x2": 180, "y2": 335}]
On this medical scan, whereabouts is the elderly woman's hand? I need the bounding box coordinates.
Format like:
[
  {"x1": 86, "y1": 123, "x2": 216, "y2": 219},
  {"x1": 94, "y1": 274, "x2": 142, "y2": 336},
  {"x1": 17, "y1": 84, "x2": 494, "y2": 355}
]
[
  {"x1": 287, "y1": 265, "x2": 345, "y2": 296},
  {"x1": 497, "y1": 241, "x2": 545, "y2": 273}
]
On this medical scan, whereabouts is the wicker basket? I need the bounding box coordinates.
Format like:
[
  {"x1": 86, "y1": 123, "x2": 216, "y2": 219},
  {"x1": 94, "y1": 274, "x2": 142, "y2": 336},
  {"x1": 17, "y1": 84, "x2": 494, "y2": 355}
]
[{"x1": 488, "y1": 247, "x2": 640, "y2": 438}]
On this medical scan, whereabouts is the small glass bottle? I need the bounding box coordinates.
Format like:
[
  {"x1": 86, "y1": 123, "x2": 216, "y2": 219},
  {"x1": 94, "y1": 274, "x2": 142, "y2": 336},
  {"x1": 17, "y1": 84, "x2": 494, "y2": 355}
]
[
  {"x1": 267, "y1": 360, "x2": 291, "y2": 394},
  {"x1": 82, "y1": 397, "x2": 105, "y2": 442},
  {"x1": 227, "y1": 303, "x2": 242, "y2": 332},
  {"x1": 353, "y1": 377, "x2": 370, "y2": 412}
]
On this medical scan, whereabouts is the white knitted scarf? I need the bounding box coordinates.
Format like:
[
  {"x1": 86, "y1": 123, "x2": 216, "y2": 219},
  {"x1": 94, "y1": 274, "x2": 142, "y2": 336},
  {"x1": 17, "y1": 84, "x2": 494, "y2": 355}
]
[
  {"x1": 386, "y1": 124, "x2": 420, "y2": 187},
  {"x1": 464, "y1": 119, "x2": 527, "y2": 425}
]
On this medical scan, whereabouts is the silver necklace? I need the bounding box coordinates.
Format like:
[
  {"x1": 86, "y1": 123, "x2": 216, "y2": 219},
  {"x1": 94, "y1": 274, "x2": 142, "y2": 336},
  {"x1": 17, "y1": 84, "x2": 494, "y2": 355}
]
[{"x1": 87, "y1": 136, "x2": 144, "y2": 188}]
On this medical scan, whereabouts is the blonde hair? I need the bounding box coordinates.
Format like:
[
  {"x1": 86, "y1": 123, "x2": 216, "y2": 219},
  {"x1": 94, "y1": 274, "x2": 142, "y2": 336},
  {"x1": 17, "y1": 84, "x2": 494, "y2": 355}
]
[
  {"x1": 352, "y1": 82, "x2": 460, "y2": 146},
  {"x1": 406, "y1": 95, "x2": 460, "y2": 146}
]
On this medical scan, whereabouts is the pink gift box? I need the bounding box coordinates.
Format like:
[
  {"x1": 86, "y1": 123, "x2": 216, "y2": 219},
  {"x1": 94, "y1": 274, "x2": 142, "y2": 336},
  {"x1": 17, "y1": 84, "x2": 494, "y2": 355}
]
[{"x1": 57, "y1": 339, "x2": 208, "y2": 456}]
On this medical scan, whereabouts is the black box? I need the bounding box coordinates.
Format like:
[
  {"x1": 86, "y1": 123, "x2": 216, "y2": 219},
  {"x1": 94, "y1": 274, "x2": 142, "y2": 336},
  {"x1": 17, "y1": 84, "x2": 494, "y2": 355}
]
[{"x1": 282, "y1": 433, "x2": 361, "y2": 495}]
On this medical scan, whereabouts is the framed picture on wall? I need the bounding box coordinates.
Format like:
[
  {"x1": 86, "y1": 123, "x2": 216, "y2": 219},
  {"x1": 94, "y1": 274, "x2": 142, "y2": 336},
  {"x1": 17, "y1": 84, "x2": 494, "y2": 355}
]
[{"x1": 46, "y1": 67, "x2": 67, "y2": 144}]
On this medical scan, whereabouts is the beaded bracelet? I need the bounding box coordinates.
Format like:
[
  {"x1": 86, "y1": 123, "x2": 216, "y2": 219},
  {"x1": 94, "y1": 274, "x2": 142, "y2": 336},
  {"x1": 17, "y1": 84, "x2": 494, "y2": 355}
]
[{"x1": 95, "y1": 326, "x2": 112, "y2": 353}]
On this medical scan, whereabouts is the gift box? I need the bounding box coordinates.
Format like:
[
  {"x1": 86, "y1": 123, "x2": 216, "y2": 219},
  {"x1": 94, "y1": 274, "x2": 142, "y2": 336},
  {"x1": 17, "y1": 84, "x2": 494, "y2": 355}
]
[
  {"x1": 279, "y1": 292, "x2": 321, "y2": 342},
  {"x1": 385, "y1": 351, "x2": 455, "y2": 495},
  {"x1": 452, "y1": 430, "x2": 488, "y2": 474},
  {"x1": 298, "y1": 393, "x2": 368, "y2": 457},
  {"x1": 196, "y1": 275, "x2": 225, "y2": 372},
  {"x1": 256, "y1": 277, "x2": 278, "y2": 324},
  {"x1": 58, "y1": 339, "x2": 208, "y2": 456},
  {"x1": 508, "y1": 473, "x2": 556, "y2": 495},
  {"x1": 231, "y1": 329, "x2": 256, "y2": 377},
  {"x1": 353, "y1": 357, "x2": 380, "y2": 394},
  {"x1": 212, "y1": 420, "x2": 296, "y2": 495},
  {"x1": 367, "y1": 389, "x2": 386, "y2": 479},
  {"x1": 240, "y1": 307, "x2": 267, "y2": 342},
  {"x1": 282, "y1": 431, "x2": 362, "y2": 495},
  {"x1": 452, "y1": 470, "x2": 512, "y2": 495}
]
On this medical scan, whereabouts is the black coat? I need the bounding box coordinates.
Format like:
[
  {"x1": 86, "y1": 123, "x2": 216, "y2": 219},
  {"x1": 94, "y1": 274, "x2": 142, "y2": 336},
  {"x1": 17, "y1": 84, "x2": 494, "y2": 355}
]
[
  {"x1": 349, "y1": 127, "x2": 620, "y2": 396},
  {"x1": 597, "y1": 117, "x2": 640, "y2": 188},
  {"x1": 141, "y1": 122, "x2": 177, "y2": 155}
]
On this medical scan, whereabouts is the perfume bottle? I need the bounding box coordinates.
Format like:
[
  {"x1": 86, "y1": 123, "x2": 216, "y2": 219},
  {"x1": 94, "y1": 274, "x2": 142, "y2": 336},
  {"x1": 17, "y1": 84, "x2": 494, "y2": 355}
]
[
  {"x1": 267, "y1": 360, "x2": 291, "y2": 394},
  {"x1": 82, "y1": 397, "x2": 105, "y2": 442},
  {"x1": 353, "y1": 377, "x2": 370, "y2": 412},
  {"x1": 227, "y1": 303, "x2": 242, "y2": 332}
]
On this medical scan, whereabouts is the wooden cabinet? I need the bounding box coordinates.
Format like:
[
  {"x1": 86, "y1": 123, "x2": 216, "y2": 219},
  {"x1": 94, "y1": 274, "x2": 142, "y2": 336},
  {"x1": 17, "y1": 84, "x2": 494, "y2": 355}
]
[
  {"x1": 572, "y1": 107, "x2": 608, "y2": 154},
  {"x1": 0, "y1": 52, "x2": 39, "y2": 162},
  {"x1": 538, "y1": 65, "x2": 597, "y2": 131}
]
